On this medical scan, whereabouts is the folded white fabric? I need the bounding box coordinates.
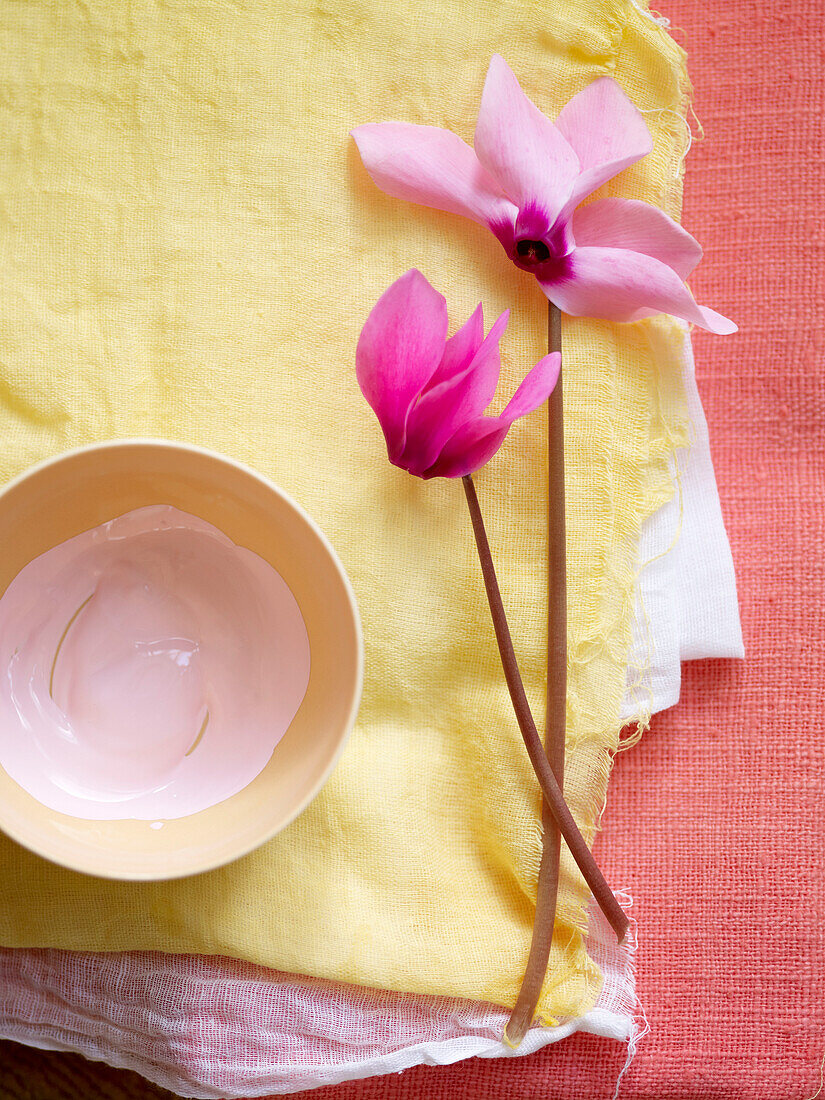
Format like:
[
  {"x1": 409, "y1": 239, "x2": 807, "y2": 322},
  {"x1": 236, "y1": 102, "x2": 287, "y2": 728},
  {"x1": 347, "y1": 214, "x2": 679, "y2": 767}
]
[
  {"x1": 0, "y1": 333, "x2": 743, "y2": 1097},
  {"x1": 0, "y1": 896, "x2": 634, "y2": 1099},
  {"x1": 623, "y1": 329, "x2": 744, "y2": 722}
]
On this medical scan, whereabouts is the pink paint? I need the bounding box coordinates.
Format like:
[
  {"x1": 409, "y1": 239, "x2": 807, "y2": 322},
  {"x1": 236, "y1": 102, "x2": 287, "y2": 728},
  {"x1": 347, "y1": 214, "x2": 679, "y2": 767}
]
[{"x1": 0, "y1": 506, "x2": 310, "y2": 821}]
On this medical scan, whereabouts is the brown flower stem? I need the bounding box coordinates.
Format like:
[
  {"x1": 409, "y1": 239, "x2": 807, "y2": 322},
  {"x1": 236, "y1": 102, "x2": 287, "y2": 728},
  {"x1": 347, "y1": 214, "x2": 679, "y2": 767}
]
[
  {"x1": 505, "y1": 300, "x2": 565, "y2": 1046},
  {"x1": 461, "y1": 474, "x2": 628, "y2": 953}
]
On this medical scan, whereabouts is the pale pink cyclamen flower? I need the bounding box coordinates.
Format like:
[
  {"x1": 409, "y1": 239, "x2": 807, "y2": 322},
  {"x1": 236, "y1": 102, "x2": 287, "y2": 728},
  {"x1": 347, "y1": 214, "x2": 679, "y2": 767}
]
[
  {"x1": 356, "y1": 269, "x2": 560, "y2": 479},
  {"x1": 352, "y1": 55, "x2": 736, "y2": 335}
]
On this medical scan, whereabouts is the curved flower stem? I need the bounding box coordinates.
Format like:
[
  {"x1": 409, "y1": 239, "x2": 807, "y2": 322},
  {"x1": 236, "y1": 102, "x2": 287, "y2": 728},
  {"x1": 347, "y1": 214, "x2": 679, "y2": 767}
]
[
  {"x1": 461, "y1": 474, "x2": 628, "y2": 952},
  {"x1": 505, "y1": 301, "x2": 565, "y2": 1046}
]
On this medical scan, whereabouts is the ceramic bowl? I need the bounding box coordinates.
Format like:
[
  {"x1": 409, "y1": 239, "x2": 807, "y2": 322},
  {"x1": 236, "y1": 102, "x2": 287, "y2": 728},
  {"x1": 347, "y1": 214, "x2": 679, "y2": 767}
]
[{"x1": 0, "y1": 440, "x2": 362, "y2": 879}]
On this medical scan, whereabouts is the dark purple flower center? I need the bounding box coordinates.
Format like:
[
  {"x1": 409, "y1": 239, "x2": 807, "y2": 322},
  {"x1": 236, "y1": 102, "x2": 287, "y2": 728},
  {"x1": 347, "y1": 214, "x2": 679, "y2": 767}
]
[{"x1": 515, "y1": 239, "x2": 551, "y2": 265}]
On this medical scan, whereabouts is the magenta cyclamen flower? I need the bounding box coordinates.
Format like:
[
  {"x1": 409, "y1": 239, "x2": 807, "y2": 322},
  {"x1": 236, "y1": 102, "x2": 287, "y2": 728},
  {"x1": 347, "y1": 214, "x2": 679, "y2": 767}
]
[
  {"x1": 352, "y1": 55, "x2": 735, "y2": 335},
  {"x1": 357, "y1": 269, "x2": 560, "y2": 479}
]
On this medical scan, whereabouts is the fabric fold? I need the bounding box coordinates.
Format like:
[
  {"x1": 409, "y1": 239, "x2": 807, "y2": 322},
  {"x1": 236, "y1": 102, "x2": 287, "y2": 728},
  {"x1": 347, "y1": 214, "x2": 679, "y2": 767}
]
[{"x1": 622, "y1": 325, "x2": 744, "y2": 721}]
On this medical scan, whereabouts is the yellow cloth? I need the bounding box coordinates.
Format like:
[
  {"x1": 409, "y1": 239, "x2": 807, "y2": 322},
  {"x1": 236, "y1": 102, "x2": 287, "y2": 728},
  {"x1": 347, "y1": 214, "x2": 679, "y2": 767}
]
[{"x1": 0, "y1": 0, "x2": 691, "y2": 1019}]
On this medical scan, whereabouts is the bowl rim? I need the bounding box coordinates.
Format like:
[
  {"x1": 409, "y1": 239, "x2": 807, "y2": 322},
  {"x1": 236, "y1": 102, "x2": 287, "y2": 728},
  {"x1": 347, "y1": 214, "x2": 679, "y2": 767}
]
[{"x1": 0, "y1": 437, "x2": 364, "y2": 880}]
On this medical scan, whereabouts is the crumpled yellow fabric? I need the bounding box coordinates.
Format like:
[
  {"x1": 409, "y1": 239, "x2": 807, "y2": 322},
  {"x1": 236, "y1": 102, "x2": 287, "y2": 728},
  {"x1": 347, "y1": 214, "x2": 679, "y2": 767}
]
[{"x1": 0, "y1": 0, "x2": 691, "y2": 1020}]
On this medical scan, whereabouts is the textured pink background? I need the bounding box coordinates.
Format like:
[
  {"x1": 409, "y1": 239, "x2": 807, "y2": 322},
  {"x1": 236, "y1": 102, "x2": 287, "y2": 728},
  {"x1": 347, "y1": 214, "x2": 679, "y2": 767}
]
[
  {"x1": 302, "y1": 2, "x2": 825, "y2": 1097},
  {"x1": 0, "y1": 3, "x2": 820, "y2": 1098}
]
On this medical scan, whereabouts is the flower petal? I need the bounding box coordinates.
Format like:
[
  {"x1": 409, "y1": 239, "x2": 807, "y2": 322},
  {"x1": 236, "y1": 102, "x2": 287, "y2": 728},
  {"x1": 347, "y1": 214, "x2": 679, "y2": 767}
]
[
  {"x1": 572, "y1": 197, "x2": 703, "y2": 279},
  {"x1": 424, "y1": 303, "x2": 485, "y2": 391},
  {"x1": 423, "y1": 351, "x2": 560, "y2": 479},
  {"x1": 351, "y1": 123, "x2": 516, "y2": 227},
  {"x1": 423, "y1": 419, "x2": 510, "y2": 479},
  {"x1": 474, "y1": 55, "x2": 579, "y2": 234},
  {"x1": 499, "y1": 350, "x2": 562, "y2": 421},
  {"x1": 403, "y1": 310, "x2": 509, "y2": 475},
  {"x1": 555, "y1": 77, "x2": 653, "y2": 211},
  {"x1": 356, "y1": 270, "x2": 449, "y2": 463},
  {"x1": 541, "y1": 247, "x2": 737, "y2": 334}
]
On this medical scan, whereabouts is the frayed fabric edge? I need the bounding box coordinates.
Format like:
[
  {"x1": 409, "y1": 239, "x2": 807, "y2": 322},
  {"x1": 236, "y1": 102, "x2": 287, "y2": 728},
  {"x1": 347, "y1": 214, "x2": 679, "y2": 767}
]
[
  {"x1": 0, "y1": 893, "x2": 642, "y2": 1099},
  {"x1": 0, "y1": 1012, "x2": 634, "y2": 1099}
]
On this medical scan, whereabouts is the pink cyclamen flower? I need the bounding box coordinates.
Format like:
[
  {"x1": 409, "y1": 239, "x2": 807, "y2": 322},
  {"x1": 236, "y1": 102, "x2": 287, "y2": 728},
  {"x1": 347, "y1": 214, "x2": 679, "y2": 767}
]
[
  {"x1": 357, "y1": 269, "x2": 560, "y2": 479},
  {"x1": 352, "y1": 55, "x2": 736, "y2": 335}
]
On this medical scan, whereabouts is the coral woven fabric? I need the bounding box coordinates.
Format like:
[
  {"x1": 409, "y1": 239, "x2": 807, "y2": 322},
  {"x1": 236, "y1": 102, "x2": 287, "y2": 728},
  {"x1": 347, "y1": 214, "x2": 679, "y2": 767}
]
[{"x1": 2, "y1": 1, "x2": 821, "y2": 1098}]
